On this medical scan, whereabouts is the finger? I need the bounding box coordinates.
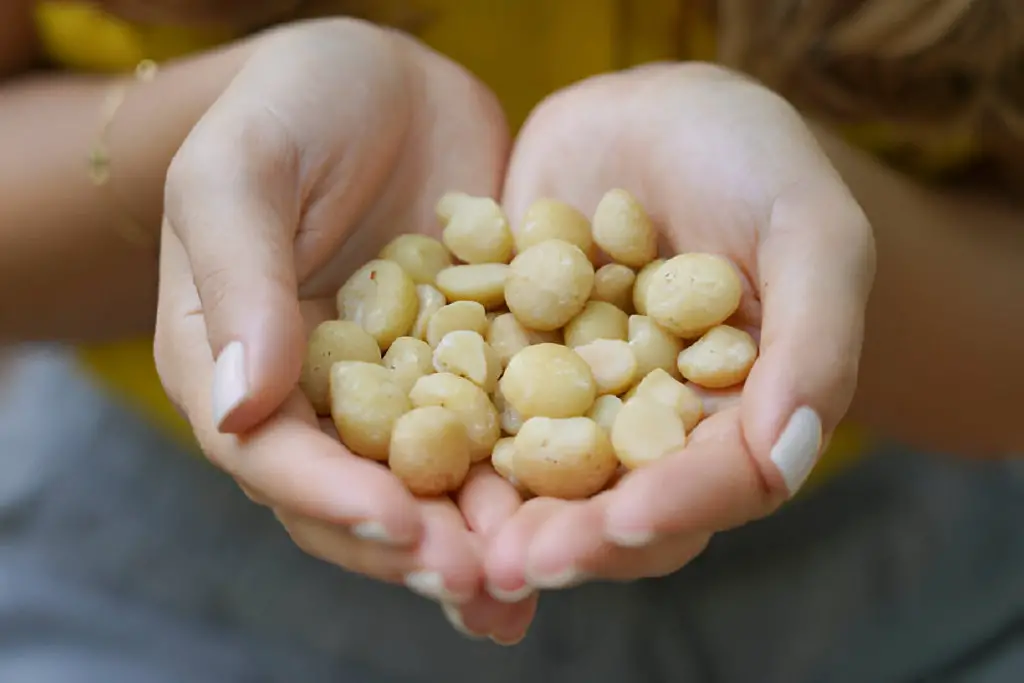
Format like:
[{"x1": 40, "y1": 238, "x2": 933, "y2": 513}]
[
  {"x1": 484, "y1": 497, "x2": 564, "y2": 602},
  {"x1": 446, "y1": 592, "x2": 539, "y2": 645},
  {"x1": 528, "y1": 498, "x2": 710, "y2": 581},
  {"x1": 406, "y1": 498, "x2": 481, "y2": 604},
  {"x1": 165, "y1": 109, "x2": 306, "y2": 435},
  {"x1": 279, "y1": 497, "x2": 481, "y2": 603},
  {"x1": 601, "y1": 407, "x2": 785, "y2": 546},
  {"x1": 156, "y1": 232, "x2": 423, "y2": 544},
  {"x1": 456, "y1": 463, "x2": 524, "y2": 538},
  {"x1": 278, "y1": 512, "x2": 413, "y2": 583},
  {"x1": 742, "y1": 183, "x2": 876, "y2": 495}
]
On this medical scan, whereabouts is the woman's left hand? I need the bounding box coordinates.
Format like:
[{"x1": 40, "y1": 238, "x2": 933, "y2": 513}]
[{"x1": 470, "y1": 63, "x2": 876, "y2": 627}]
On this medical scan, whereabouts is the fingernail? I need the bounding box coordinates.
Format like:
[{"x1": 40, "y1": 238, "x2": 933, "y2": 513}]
[
  {"x1": 525, "y1": 566, "x2": 587, "y2": 590},
  {"x1": 770, "y1": 406, "x2": 823, "y2": 495},
  {"x1": 405, "y1": 571, "x2": 466, "y2": 604},
  {"x1": 350, "y1": 521, "x2": 395, "y2": 545},
  {"x1": 604, "y1": 527, "x2": 657, "y2": 548},
  {"x1": 486, "y1": 582, "x2": 534, "y2": 604},
  {"x1": 212, "y1": 341, "x2": 248, "y2": 430},
  {"x1": 441, "y1": 602, "x2": 486, "y2": 640},
  {"x1": 490, "y1": 633, "x2": 526, "y2": 647}
]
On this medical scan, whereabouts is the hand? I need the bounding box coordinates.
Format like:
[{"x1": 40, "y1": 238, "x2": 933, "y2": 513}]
[
  {"x1": 481, "y1": 63, "x2": 876, "y2": 614},
  {"x1": 154, "y1": 18, "x2": 532, "y2": 639}
]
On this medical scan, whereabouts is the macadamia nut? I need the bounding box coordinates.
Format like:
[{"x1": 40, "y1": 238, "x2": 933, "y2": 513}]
[
  {"x1": 563, "y1": 300, "x2": 629, "y2": 348},
  {"x1": 426, "y1": 300, "x2": 488, "y2": 348},
  {"x1": 505, "y1": 239, "x2": 595, "y2": 331},
  {"x1": 573, "y1": 339, "x2": 638, "y2": 396},
  {"x1": 513, "y1": 417, "x2": 618, "y2": 499},
  {"x1": 411, "y1": 284, "x2": 447, "y2": 341},
  {"x1": 632, "y1": 259, "x2": 665, "y2": 316},
  {"x1": 337, "y1": 259, "x2": 418, "y2": 350},
  {"x1": 379, "y1": 234, "x2": 452, "y2": 285},
  {"x1": 435, "y1": 264, "x2": 509, "y2": 310},
  {"x1": 611, "y1": 395, "x2": 687, "y2": 469},
  {"x1": 389, "y1": 406, "x2": 471, "y2": 496},
  {"x1": 644, "y1": 253, "x2": 742, "y2": 338},
  {"x1": 626, "y1": 368, "x2": 703, "y2": 432},
  {"x1": 676, "y1": 325, "x2": 758, "y2": 388},
  {"x1": 442, "y1": 196, "x2": 514, "y2": 264},
  {"x1": 299, "y1": 320, "x2": 381, "y2": 415},
  {"x1": 409, "y1": 372, "x2": 500, "y2": 461},
  {"x1": 500, "y1": 343, "x2": 596, "y2": 419},
  {"x1": 627, "y1": 314, "x2": 684, "y2": 381},
  {"x1": 382, "y1": 336, "x2": 433, "y2": 394},
  {"x1": 516, "y1": 198, "x2": 593, "y2": 256},
  {"x1": 586, "y1": 394, "x2": 623, "y2": 434},
  {"x1": 592, "y1": 263, "x2": 636, "y2": 312},
  {"x1": 432, "y1": 330, "x2": 502, "y2": 393},
  {"x1": 592, "y1": 188, "x2": 658, "y2": 268},
  {"x1": 329, "y1": 361, "x2": 410, "y2": 461}
]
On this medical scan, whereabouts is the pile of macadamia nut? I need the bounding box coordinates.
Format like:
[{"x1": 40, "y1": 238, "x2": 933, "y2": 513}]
[{"x1": 299, "y1": 189, "x2": 758, "y2": 500}]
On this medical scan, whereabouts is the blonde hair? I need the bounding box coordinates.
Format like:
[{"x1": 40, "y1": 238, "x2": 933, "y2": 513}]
[{"x1": 711, "y1": 0, "x2": 1024, "y2": 183}]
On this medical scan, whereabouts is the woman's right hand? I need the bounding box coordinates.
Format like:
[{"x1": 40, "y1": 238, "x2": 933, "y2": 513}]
[{"x1": 154, "y1": 18, "x2": 535, "y2": 642}]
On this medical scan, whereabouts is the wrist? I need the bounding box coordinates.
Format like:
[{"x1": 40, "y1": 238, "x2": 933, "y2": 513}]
[{"x1": 102, "y1": 39, "x2": 257, "y2": 245}]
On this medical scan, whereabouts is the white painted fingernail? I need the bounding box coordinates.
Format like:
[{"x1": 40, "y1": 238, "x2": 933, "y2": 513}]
[
  {"x1": 212, "y1": 341, "x2": 248, "y2": 429},
  {"x1": 526, "y1": 567, "x2": 586, "y2": 590},
  {"x1": 350, "y1": 521, "x2": 394, "y2": 545},
  {"x1": 486, "y1": 582, "x2": 534, "y2": 604},
  {"x1": 770, "y1": 406, "x2": 823, "y2": 495},
  {"x1": 440, "y1": 602, "x2": 485, "y2": 640},
  {"x1": 405, "y1": 571, "x2": 466, "y2": 604},
  {"x1": 604, "y1": 527, "x2": 657, "y2": 548}
]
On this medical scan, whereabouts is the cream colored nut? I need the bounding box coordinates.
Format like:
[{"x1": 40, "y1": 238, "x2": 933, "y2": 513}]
[
  {"x1": 513, "y1": 417, "x2": 618, "y2": 499},
  {"x1": 644, "y1": 253, "x2": 743, "y2": 338},
  {"x1": 505, "y1": 239, "x2": 595, "y2": 331},
  {"x1": 493, "y1": 385, "x2": 524, "y2": 436},
  {"x1": 336, "y1": 259, "x2": 418, "y2": 350},
  {"x1": 586, "y1": 394, "x2": 623, "y2": 434},
  {"x1": 411, "y1": 284, "x2": 447, "y2": 341},
  {"x1": 382, "y1": 336, "x2": 433, "y2": 394},
  {"x1": 499, "y1": 343, "x2": 596, "y2": 419},
  {"x1": 563, "y1": 300, "x2": 629, "y2": 348},
  {"x1": 632, "y1": 259, "x2": 665, "y2": 315},
  {"x1": 592, "y1": 188, "x2": 658, "y2": 268},
  {"x1": 299, "y1": 320, "x2": 381, "y2": 415},
  {"x1": 329, "y1": 361, "x2": 410, "y2": 461},
  {"x1": 442, "y1": 196, "x2": 514, "y2": 264},
  {"x1": 573, "y1": 339, "x2": 637, "y2": 396},
  {"x1": 490, "y1": 437, "x2": 531, "y2": 496},
  {"x1": 686, "y1": 382, "x2": 742, "y2": 417},
  {"x1": 389, "y1": 406, "x2": 471, "y2": 497},
  {"x1": 625, "y1": 368, "x2": 703, "y2": 432},
  {"x1": 592, "y1": 263, "x2": 636, "y2": 311},
  {"x1": 435, "y1": 263, "x2": 509, "y2": 310},
  {"x1": 432, "y1": 330, "x2": 502, "y2": 393},
  {"x1": 379, "y1": 234, "x2": 453, "y2": 285},
  {"x1": 425, "y1": 300, "x2": 488, "y2": 348},
  {"x1": 628, "y1": 314, "x2": 684, "y2": 381},
  {"x1": 515, "y1": 198, "x2": 593, "y2": 256},
  {"x1": 486, "y1": 313, "x2": 562, "y2": 368},
  {"x1": 676, "y1": 325, "x2": 758, "y2": 389},
  {"x1": 611, "y1": 395, "x2": 687, "y2": 469},
  {"x1": 409, "y1": 372, "x2": 500, "y2": 462},
  {"x1": 435, "y1": 191, "x2": 471, "y2": 224}
]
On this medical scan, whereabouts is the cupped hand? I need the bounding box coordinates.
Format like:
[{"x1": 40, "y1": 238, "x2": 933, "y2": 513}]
[
  {"x1": 483, "y1": 63, "x2": 876, "y2": 612},
  {"x1": 154, "y1": 18, "x2": 533, "y2": 639}
]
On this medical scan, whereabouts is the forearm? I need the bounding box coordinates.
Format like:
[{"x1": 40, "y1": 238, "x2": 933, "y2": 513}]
[
  {"x1": 815, "y1": 127, "x2": 1024, "y2": 455},
  {"x1": 0, "y1": 42, "x2": 253, "y2": 343}
]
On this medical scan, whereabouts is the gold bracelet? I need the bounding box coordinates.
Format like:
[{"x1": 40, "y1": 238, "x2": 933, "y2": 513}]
[{"x1": 88, "y1": 59, "x2": 159, "y2": 248}]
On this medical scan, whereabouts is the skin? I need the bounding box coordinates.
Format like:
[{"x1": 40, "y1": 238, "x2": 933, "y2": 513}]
[{"x1": 1, "y1": 0, "x2": 1021, "y2": 646}]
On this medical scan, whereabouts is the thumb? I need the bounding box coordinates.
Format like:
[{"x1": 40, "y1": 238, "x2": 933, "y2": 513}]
[
  {"x1": 165, "y1": 115, "x2": 304, "y2": 434},
  {"x1": 741, "y1": 180, "x2": 876, "y2": 496}
]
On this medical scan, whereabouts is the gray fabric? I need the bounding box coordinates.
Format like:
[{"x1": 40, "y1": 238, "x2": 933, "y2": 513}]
[{"x1": 1, "y1": 345, "x2": 1023, "y2": 683}]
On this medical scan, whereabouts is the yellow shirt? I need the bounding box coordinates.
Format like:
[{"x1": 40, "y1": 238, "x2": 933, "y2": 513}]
[{"x1": 35, "y1": 0, "x2": 872, "y2": 486}]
